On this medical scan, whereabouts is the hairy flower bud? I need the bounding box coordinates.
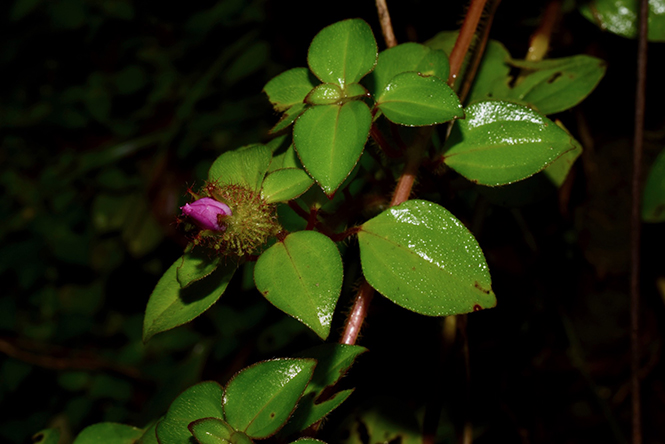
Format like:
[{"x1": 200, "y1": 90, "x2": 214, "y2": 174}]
[{"x1": 180, "y1": 197, "x2": 232, "y2": 231}]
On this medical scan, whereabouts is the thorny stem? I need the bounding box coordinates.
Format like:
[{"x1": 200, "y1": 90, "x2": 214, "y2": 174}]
[
  {"x1": 631, "y1": 0, "x2": 648, "y2": 442},
  {"x1": 375, "y1": 0, "x2": 397, "y2": 48}
]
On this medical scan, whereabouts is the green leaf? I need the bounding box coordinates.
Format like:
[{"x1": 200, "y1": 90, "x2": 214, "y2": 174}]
[
  {"x1": 358, "y1": 200, "x2": 496, "y2": 316},
  {"x1": 442, "y1": 100, "x2": 577, "y2": 186},
  {"x1": 505, "y1": 55, "x2": 606, "y2": 115},
  {"x1": 270, "y1": 103, "x2": 308, "y2": 134},
  {"x1": 367, "y1": 42, "x2": 450, "y2": 98},
  {"x1": 306, "y1": 83, "x2": 344, "y2": 105},
  {"x1": 308, "y1": 19, "x2": 377, "y2": 87},
  {"x1": 264, "y1": 68, "x2": 319, "y2": 112},
  {"x1": 261, "y1": 168, "x2": 314, "y2": 203},
  {"x1": 137, "y1": 422, "x2": 158, "y2": 444},
  {"x1": 580, "y1": 0, "x2": 665, "y2": 41},
  {"x1": 157, "y1": 381, "x2": 225, "y2": 444},
  {"x1": 291, "y1": 439, "x2": 328, "y2": 444},
  {"x1": 177, "y1": 251, "x2": 221, "y2": 289},
  {"x1": 72, "y1": 423, "x2": 143, "y2": 444},
  {"x1": 542, "y1": 127, "x2": 583, "y2": 188},
  {"x1": 223, "y1": 358, "x2": 316, "y2": 438},
  {"x1": 376, "y1": 72, "x2": 463, "y2": 126},
  {"x1": 282, "y1": 389, "x2": 354, "y2": 434},
  {"x1": 143, "y1": 258, "x2": 236, "y2": 342},
  {"x1": 337, "y1": 398, "x2": 422, "y2": 444},
  {"x1": 282, "y1": 343, "x2": 366, "y2": 433},
  {"x1": 466, "y1": 40, "x2": 512, "y2": 103},
  {"x1": 294, "y1": 101, "x2": 371, "y2": 196},
  {"x1": 32, "y1": 429, "x2": 60, "y2": 444},
  {"x1": 188, "y1": 418, "x2": 234, "y2": 444},
  {"x1": 642, "y1": 147, "x2": 665, "y2": 222},
  {"x1": 254, "y1": 231, "x2": 343, "y2": 339},
  {"x1": 208, "y1": 144, "x2": 272, "y2": 192}
]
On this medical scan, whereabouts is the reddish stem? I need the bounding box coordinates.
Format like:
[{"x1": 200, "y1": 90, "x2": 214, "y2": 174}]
[
  {"x1": 340, "y1": 281, "x2": 375, "y2": 345},
  {"x1": 447, "y1": 0, "x2": 488, "y2": 86}
]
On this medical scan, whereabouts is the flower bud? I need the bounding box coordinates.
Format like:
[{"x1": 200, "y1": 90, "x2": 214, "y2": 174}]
[{"x1": 180, "y1": 197, "x2": 232, "y2": 231}]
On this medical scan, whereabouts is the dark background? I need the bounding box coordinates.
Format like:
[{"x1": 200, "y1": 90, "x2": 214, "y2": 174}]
[{"x1": 1, "y1": 0, "x2": 664, "y2": 443}]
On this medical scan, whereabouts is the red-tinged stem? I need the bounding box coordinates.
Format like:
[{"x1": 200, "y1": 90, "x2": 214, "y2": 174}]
[
  {"x1": 447, "y1": 0, "x2": 488, "y2": 86},
  {"x1": 371, "y1": 123, "x2": 403, "y2": 158},
  {"x1": 306, "y1": 207, "x2": 318, "y2": 231},
  {"x1": 631, "y1": 1, "x2": 648, "y2": 443},
  {"x1": 375, "y1": 0, "x2": 397, "y2": 48},
  {"x1": 340, "y1": 281, "x2": 375, "y2": 345},
  {"x1": 288, "y1": 200, "x2": 309, "y2": 220}
]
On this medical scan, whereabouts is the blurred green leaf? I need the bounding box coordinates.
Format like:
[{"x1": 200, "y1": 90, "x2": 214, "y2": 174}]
[
  {"x1": 642, "y1": 147, "x2": 665, "y2": 222},
  {"x1": 72, "y1": 423, "x2": 143, "y2": 444}
]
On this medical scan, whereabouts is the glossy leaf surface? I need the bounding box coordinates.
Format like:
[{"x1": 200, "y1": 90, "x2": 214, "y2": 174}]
[
  {"x1": 505, "y1": 55, "x2": 606, "y2": 115},
  {"x1": 642, "y1": 147, "x2": 665, "y2": 222},
  {"x1": 261, "y1": 168, "x2": 314, "y2": 203},
  {"x1": 254, "y1": 231, "x2": 343, "y2": 339},
  {"x1": 157, "y1": 381, "x2": 225, "y2": 444},
  {"x1": 72, "y1": 423, "x2": 143, "y2": 444},
  {"x1": 223, "y1": 358, "x2": 316, "y2": 438},
  {"x1": 443, "y1": 101, "x2": 576, "y2": 186},
  {"x1": 376, "y1": 72, "x2": 463, "y2": 126},
  {"x1": 368, "y1": 42, "x2": 450, "y2": 97},
  {"x1": 188, "y1": 418, "x2": 234, "y2": 444},
  {"x1": 306, "y1": 83, "x2": 343, "y2": 105},
  {"x1": 307, "y1": 19, "x2": 377, "y2": 86},
  {"x1": 208, "y1": 144, "x2": 272, "y2": 192},
  {"x1": 264, "y1": 67, "x2": 318, "y2": 112},
  {"x1": 580, "y1": 0, "x2": 665, "y2": 41},
  {"x1": 176, "y1": 251, "x2": 220, "y2": 289},
  {"x1": 294, "y1": 101, "x2": 371, "y2": 196},
  {"x1": 358, "y1": 200, "x2": 495, "y2": 316},
  {"x1": 143, "y1": 257, "x2": 236, "y2": 342}
]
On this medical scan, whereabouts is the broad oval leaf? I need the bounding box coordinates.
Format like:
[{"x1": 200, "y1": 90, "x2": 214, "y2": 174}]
[
  {"x1": 72, "y1": 423, "x2": 143, "y2": 444},
  {"x1": 157, "y1": 381, "x2": 225, "y2": 444},
  {"x1": 188, "y1": 418, "x2": 234, "y2": 444},
  {"x1": 642, "y1": 147, "x2": 665, "y2": 222},
  {"x1": 208, "y1": 144, "x2": 272, "y2": 192},
  {"x1": 505, "y1": 55, "x2": 606, "y2": 115},
  {"x1": 254, "y1": 230, "x2": 343, "y2": 339},
  {"x1": 367, "y1": 42, "x2": 450, "y2": 98},
  {"x1": 307, "y1": 19, "x2": 377, "y2": 86},
  {"x1": 580, "y1": 0, "x2": 665, "y2": 41},
  {"x1": 264, "y1": 67, "x2": 319, "y2": 112},
  {"x1": 376, "y1": 72, "x2": 463, "y2": 126},
  {"x1": 223, "y1": 358, "x2": 316, "y2": 438},
  {"x1": 261, "y1": 168, "x2": 314, "y2": 203},
  {"x1": 358, "y1": 199, "x2": 496, "y2": 316},
  {"x1": 442, "y1": 100, "x2": 577, "y2": 186},
  {"x1": 294, "y1": 101, "x2": 371, "y2": 196},
  {"x1": 143, "y1": 257, "x2": 236, "y2": 342},
  {"x1": 176, "y1": 250, "x2": 220, "y2": 289}
]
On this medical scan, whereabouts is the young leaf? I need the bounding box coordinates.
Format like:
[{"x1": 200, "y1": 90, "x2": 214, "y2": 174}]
[
  {"x1": 208, "y1": 144, "x2": 272, "y2": 192},
  {"x1": 307, "y1": 19, "x2": 377, "y2": 87},
  {"x1": 254, "y1": 231, "x2": 343, "y2": 339},
  {"x1": 261, "y1": 168, "x2": 315, "y2": 203},
  {"x1": 367, "y1": 42, "x2": 450, "y2": 98},
  {"x1": 442, "y1": 100, "x2": 577, "y2": 186},
  {"x1": 505, "y1": 55, "x2": 606, "y2": 115},
  {"x1": 375, "y1": 72, "x2": 463, "y2": 126},
  {"x1": 358, "y1": 200, "x2": 496, "y2": 316},
  {"x1": 264, "y1": 67, "x2": 319, "y2": 112},
  {"x1": 580, "y1": 0, "x2": 665, "y2": 41},
  {"x1": 156, "y1": 381, "x2": 225, "y2": 444},
  {"x1": 143, "y1": 257, "x2": 236, "y2": 342},
  {"x1": 176, "y1": 251, "x2": 220, "y2": 289},
  {"x1": 294, "y1": 101, "x2": 371, "y2": 196},
  {"x1": 642, "y1": 147, "x2": 665, "y2": 222},
  {"x1": 72, "y1": 423, "x2": 143, "y2": 444},
  {"x1": 188, "y1": 418, "x2": 234, "y2": 444},
  {"x1": 223, "y1": 358, "x2": 316, "y2": 438}
]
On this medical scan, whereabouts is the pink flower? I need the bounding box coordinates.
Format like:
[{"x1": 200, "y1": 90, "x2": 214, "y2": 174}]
[{"x1": 180, "y1": 197, "x2": 232, "y2": 231}]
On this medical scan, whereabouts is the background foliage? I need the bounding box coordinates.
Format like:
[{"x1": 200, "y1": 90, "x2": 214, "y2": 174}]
[{"x1": 1, "y1": 0, "x2": 665, "y2": 443}]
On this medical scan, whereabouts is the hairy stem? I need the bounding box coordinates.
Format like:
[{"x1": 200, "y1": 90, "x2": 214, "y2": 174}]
[
  {"x1": 631, "y1": 0, "x2": 648, "y2": 442},
  {"x1": 340, "y1": 281, "x2": 375, "y2": 345},
  {"x1": 375, "y1": 0, "x2": 397, "y2": 48},
  {"x1": 447, "y1": 0, "x2": 488, "y2": 86}
]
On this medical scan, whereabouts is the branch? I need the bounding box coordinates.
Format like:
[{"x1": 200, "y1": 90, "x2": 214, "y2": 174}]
[{"x1": 375, "y1": 0, "x2": 397, "y2": 48}]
